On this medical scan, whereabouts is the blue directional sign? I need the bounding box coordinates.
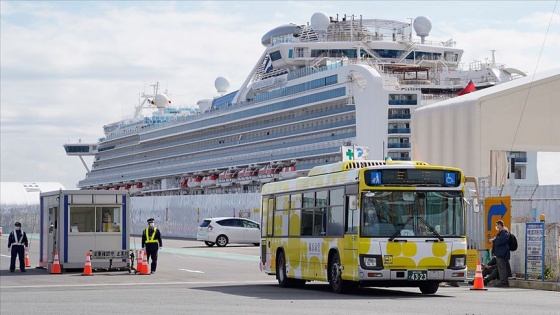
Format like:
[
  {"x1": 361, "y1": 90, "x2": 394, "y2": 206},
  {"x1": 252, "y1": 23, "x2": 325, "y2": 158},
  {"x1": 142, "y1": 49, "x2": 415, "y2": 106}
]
[
  {"x1": 484, "y1": 196, "x2": 511, "y2": 249},
  {"x1": 370, "y1": 171, "x2": 382, "y2": 185}
]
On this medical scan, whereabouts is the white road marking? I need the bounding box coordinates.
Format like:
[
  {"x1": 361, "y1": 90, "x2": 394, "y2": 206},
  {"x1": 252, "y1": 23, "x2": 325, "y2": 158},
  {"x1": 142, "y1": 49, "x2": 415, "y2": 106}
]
[
  {"x1": 179, "y1": 268, "x2": 204, "y2": 273},
  {"x1": 0, "y1": 280, "x2": 275, "y2": 289},
  {"x1": 1, "y1": 254, "x2": 11, "y2": 258}
]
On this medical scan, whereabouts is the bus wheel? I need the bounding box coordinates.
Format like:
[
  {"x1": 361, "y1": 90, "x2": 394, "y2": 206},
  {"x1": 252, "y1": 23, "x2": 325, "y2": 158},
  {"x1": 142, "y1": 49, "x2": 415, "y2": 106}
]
[
  {"x1": 329, "y1": 252, "x2": 345, "y2": 293},
  {"x1": 419, "y1": 281, "x2": 439, "y2": 294},
  {"x1": 277, "y1": 251, "x2": 291, "y2": 288}
]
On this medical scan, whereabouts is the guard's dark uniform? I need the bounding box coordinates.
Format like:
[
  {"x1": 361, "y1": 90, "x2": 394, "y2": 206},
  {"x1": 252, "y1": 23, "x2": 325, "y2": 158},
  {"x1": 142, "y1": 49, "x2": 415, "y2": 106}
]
[
  {"x1": 8, "y1": 222, "x2": 29, "y2": 272},
  {"x1": 142, "y1": 218, "x2": 162, "y2": 274}
]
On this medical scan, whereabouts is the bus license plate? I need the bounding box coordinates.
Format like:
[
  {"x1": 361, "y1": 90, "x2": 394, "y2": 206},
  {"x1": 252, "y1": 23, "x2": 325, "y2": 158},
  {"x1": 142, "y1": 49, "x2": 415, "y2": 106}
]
[{"x1": 407, "y1": 270, "x2": 427, "y2": 281}]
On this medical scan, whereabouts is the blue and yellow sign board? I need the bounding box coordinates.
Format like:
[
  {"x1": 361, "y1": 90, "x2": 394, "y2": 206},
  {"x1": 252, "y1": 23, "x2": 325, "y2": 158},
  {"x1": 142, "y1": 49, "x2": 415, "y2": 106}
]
[{"x1": 484, "y1": 196, "x2": 511, "y2": 249}]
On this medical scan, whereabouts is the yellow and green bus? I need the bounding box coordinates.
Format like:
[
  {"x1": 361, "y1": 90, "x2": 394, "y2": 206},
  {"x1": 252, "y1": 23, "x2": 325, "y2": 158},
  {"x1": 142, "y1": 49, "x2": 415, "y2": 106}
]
[{"x1": 259, "y1": 160, "x2": 467, "y2": 294}]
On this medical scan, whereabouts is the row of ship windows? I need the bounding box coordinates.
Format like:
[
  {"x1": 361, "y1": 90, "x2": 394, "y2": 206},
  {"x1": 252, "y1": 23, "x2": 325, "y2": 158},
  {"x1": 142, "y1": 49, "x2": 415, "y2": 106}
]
[
  {"x1": 251, "y1": 75, "x2": 338, "y2": 103},
  {"x1": 93, "y1": 129, "x2": 356, "y2": 174},
  {"x1": 87, "y1": 140, "x2": 349, "y2": 183},
  {"x1": 95, "y1": 124, "x2": 356, "y2": 172},
  {"x1": 140, "y1": 87, "x2": 347, "y2": 142},
  {"x1": 99, "y1": 102, "x2": 351, "y2": 159},
  {"x1": 100, "y1": 118, "x2": 355, "y2": 167},
  {"x1": 86, "y1": 147, "x2": 347, "y2": 188}
]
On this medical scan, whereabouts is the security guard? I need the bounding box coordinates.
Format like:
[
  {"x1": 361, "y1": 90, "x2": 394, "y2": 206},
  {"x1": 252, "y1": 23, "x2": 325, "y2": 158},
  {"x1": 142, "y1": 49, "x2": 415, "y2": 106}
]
[
  {"x1": 141, "y1": 218, "x2": 162, "y2": 274},
  {"x1": 8, "y1": 222, "x2": 29, "y2": 272}
]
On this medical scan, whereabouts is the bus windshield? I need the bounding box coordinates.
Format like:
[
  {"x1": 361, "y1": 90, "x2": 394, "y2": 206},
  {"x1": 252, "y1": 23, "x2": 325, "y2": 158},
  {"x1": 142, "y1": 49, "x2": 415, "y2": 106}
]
[{"x1": 360, "y1": 191, "x2": 465, "y2": 238}]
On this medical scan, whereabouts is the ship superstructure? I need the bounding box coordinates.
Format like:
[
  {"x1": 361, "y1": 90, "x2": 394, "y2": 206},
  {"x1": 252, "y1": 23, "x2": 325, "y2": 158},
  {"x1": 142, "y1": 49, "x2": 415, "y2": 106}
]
[{"x1": 66, "y1": 12, "x2": 527, "y2": 195}]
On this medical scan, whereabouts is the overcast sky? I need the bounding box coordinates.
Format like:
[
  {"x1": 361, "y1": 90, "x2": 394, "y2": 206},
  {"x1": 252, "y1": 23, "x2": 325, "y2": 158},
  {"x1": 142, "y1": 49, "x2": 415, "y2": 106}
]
[{"x1": 1, "y1": 1, "x2": 559, "y2": 189}]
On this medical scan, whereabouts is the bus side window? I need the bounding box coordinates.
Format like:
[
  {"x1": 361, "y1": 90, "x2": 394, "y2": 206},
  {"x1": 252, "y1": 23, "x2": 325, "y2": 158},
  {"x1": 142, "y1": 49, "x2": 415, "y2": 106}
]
[{"x1": 345, "y1": 196, "x2": 358, "y2": 233}]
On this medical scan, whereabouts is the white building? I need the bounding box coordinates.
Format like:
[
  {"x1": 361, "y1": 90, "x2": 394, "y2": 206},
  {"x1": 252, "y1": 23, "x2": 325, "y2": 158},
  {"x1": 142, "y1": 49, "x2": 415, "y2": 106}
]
[
  {"x1": 0, "y1": 182, "x2": 65, "y2": 233},
  {"x1": 412, "y1": 68, "x2": 560, "y2": 185}
]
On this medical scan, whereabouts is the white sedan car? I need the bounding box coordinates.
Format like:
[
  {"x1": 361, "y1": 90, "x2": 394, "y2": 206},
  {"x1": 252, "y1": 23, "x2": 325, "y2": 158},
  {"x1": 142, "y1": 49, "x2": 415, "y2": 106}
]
[{"x1": 196, "y1": 217, "x2": 261, "y2": 247}]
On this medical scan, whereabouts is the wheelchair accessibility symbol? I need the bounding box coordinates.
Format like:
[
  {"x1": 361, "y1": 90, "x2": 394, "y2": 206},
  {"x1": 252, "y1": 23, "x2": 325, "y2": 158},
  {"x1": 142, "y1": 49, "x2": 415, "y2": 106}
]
[{"x1": 445, "y1": 172, "x2": 456, "y2": 185}]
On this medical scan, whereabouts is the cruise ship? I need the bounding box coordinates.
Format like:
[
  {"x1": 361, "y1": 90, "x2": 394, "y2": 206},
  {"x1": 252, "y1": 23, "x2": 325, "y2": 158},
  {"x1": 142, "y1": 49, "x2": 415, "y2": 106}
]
[{"x1": 65, "y1": 12, "x2": 527, "y2": 196}]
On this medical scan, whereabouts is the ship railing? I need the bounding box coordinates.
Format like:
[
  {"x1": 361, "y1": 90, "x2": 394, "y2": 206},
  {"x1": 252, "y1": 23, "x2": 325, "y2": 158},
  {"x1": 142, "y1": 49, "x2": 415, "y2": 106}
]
[
  {"x1": 88, "y1": 129, "x2": 356, "y2": 178},
  {"x1": 78, "y1": 138, "x2": 351, "y2": 186},
  {"x1": 99, "y1": 107, "x2": 354, "y2": 159}
]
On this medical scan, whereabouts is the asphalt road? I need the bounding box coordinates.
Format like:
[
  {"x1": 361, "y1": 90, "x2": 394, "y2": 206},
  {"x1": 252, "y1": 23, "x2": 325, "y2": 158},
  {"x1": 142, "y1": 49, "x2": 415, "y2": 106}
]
[{"x1": 1, "y1": 236, "x2": 558, "y2": 315}]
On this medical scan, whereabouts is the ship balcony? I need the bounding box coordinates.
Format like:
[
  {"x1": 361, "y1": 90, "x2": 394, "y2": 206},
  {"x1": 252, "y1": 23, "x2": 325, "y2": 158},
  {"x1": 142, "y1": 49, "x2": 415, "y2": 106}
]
[
  {"x1": 387, "y1": 143, "x2": 411, "y2": 149},
  {"x1": 388, "y1": 114, "x2": 411, "y2": 120},
  {"x1": 388, "y1": 128, "x2": 411, "y2": 134},
  {"x1": 389, "y1": 156, "x2": 412, "y2": 161},
  {"x1": 388, "y1": 100, "x2": 418, "y2": 106}
]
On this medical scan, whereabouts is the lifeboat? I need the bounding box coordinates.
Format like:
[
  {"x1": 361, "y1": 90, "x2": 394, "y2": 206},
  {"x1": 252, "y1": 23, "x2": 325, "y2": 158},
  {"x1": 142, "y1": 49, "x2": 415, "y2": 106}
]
[
  {"x1": 258, "y1": 163, "x2": 283, "y2": 183},
  {"x1": 180, "y1": 177, "x2": 189, "y2": 188},
  {"x1": 238, "y1": 166, "x2": 259, "y2": 185},
  {"x1": 279, "y1": 164, "x2": 298, "y2": 180},
  {"x1": 201, "y1": 174, "x2": 218, "y2": 187},
  {"x1": 217, "y1": 169, "x2": 238, "y2": 187},
  {"x1": 187, "y1": 175, "x2": 203, "y2": 188},
  {"x1": 130, "y1": 183, "x2": 144, "y2": 194}
]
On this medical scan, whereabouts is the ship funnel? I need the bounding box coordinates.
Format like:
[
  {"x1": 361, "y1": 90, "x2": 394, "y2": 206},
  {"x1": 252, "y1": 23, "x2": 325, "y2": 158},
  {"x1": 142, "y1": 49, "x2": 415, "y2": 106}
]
[{"x1": 413, "y1": 16, "x2": 432, "y2": 44}]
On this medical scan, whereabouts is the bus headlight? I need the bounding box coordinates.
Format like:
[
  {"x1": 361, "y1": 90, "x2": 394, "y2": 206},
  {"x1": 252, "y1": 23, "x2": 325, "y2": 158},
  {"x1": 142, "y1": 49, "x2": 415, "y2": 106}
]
[
  {"x1": 360, "y1": 254, "x2": 383, "y2": 270},
  {"x1": 449, "y1": 254, "x2": 466, "y2": 269}
]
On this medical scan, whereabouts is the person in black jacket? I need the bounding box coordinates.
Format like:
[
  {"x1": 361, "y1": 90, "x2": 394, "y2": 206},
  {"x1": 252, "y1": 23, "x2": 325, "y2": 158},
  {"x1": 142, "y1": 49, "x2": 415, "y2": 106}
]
[
  {"x1": 7, "y1": 222, "x2": 29, "y2": 272},
  {"x1": 490, "y1": 220, "x2": 510, "y2": 287},
  {"x1": 141, "y1": 218, "x2": 163, "y2": 274}
]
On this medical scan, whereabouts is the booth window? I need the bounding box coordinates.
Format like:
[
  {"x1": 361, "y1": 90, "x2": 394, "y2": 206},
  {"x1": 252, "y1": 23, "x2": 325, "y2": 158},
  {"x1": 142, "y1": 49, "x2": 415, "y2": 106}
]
[
  {"x1": 97, "y1": 206, "x2": 121, "y2": 232},
  {"x1": 69, "y1": 206, "x2": 95, "y2": 232},
  {"x1": 69, "y1": 206, "x2": 121, "y2": 233}
]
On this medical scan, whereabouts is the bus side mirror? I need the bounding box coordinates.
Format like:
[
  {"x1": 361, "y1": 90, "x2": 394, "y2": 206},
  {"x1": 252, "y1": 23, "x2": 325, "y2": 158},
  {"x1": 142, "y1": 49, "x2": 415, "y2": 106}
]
[{"x1": 348, "y1": 196, "x2": 357, "y2": 211}]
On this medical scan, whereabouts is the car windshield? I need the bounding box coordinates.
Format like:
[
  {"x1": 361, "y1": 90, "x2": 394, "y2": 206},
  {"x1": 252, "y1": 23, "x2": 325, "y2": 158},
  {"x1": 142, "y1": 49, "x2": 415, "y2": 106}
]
[{"x1": 360, "y1": 191, "x2": 465, "y2": 238}]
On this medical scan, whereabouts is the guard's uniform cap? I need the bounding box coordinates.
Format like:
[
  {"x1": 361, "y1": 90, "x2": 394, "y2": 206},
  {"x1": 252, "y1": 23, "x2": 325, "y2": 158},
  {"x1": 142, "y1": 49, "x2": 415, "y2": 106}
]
[
  {"x1": 14, "y1": 222, "x2": 21, "y2": 227},
  {"x1": 147, "y1": 218, "x2": 155, "y2": 223}
]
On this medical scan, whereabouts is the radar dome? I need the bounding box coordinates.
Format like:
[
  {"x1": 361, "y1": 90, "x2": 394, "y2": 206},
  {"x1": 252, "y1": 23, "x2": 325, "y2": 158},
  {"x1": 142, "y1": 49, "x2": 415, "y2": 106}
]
[
  {"x1": 413, "y1": 16, "x2": 432, "y2": 37},
  {"x1": 310, "y1": 12, "x2": 330, "y2": 31},
  {"x1": 214, "y1": 77, "x2": 230, "y2": 94},
  {"x1": 197, "y1": 99, "x2": 213, "y2": 112},
  {"x1": 154, "y1": 93, "x2": 170, "y2": 108}
]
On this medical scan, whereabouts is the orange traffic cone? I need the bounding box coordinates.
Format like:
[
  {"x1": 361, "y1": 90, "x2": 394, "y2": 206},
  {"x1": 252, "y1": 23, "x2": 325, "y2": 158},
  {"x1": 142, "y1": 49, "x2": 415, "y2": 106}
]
[
  {"x1": 470, "y1": 260, "x2": 487, "y2": 291},
  {"x1": 51, "y1": 251, "x2": 61, "y2": 274},
  {"x1": 136, "y1": 250, "x2": 144, "y2": 274},
  {"x1": 141, "y1": 250, "x2": 150, "y2": 275},
  {"x1": 0, "y1": 227, "x2": 3, "y2": 236},
  {"x1": 25, "y1": 250, "x2": 31, "y2": 267},
  {"x1": 81, "y1": 251, "x2": 93, "y2": 276}
]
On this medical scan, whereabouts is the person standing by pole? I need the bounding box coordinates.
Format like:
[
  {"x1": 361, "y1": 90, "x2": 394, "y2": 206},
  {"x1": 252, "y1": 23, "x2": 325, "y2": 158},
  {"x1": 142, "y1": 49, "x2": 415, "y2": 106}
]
[
  {"x1": 8, "y1": 222, "x2": 29, "y2": 272},
  {"x1": 141, "y1": 218, "x2": 162, "y2": 274},
  {"x1": 489, "y1": 220, "x2": 510, "y2": 287}
]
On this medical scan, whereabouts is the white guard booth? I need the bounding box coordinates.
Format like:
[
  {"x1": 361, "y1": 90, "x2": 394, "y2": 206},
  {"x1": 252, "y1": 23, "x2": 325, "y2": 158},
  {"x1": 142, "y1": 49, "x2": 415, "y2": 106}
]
[{"x1": 39, "y1": 190, "x2": 130, "y2": 271}]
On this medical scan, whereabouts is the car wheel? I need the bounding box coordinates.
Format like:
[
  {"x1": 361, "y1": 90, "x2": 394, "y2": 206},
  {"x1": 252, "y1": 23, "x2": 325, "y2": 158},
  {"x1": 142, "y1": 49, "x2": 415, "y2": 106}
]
[
  {"x1": 419, "y1": 281, "x2": 439, "y2": 294},
  {"x1": 329, "y1": 252, "x2": 347, "y2": 294},
  {"x1": 215, "y1": 235, "x2": 228, "y2": 247},
  {"x1": 204, "y1": 241, "x2": 215, "y2": 247}
]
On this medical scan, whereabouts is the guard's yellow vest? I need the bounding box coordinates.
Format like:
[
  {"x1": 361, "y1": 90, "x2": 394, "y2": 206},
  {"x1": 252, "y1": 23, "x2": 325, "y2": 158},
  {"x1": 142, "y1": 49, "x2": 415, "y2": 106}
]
[{"x1": 145, "y1": 227, "x2": 158, "y2": 243}]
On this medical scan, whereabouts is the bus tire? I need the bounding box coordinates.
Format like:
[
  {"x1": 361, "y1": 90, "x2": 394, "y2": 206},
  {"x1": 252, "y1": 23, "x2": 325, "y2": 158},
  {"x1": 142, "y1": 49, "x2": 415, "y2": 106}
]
[
  {"x1": 419, "y1": 281, "x2": 439, "y2": 294},
  {"x1": 329, "y1": 252, "x2": 346, "y2": 293},
  {"x1": 276, "y1": 251, "x2": 292, "y2": 288}
]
